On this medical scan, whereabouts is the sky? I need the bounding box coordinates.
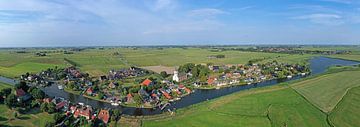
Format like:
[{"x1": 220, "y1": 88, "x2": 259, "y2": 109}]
[{"x1": 0, "y1": 0, "x2": 360, "y2": 47}]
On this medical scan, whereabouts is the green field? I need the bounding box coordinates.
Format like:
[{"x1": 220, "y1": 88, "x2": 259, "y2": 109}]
[
  {"x1": 143, "y1": 84, "x2": 328, "y2": 127},
  {"x1": 329, "y1": 86, "x2": 360, "y2": 127},
  {"x1": 143, "y1": 68, "x2": 360, "y2": 127},
  {"x1": 0, "y1": 82, "x2": 12, "y2": 90},
  {"x1": 0, "y1": 82, "x2": 53, "y2": 127},
  {"x1": 0, "y1": 105, "x2": 54, "y2": 127},
  {"x1": 0, "y1": 48, "x2": 314, "y2": 78},
  {"x1": 292, "y1": 71, "x2": 360, "y2": 112}
]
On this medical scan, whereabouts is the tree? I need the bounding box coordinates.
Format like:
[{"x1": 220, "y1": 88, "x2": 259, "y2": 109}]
[
  {"x1": 30, "y1": 88, "x2": 45, "y2": 99},
  {"x1": 15, "y1": 81, "x2": 29, "y2": 92},
  {"x1": 5, "y1": 94, "x2": 17, "y2": 108},
  {"x1": 53, "y1": 113, "x2": 64, "y2": 124},
  {"x1": 41, "y1": 102, "x2": 48, "y2": 112},
  {"x1": 13, "y1": 112, "x2": 18, "y2": 119},
  {"x1": 133, "y1": 94, "x2": 142, "y2": 106},
  {"x1": 1, "y1": 88, "x2": 12, "y2": 97},
  {"x1": 98, "y1": 92, "x2": 105, "y2": 100},
  {"x1": 45, "y1": 121, "x2": 55, "y2": 127},
  {"x1": 47, "y1": 103, "x2": 56, "y2": 113},
  {"x1": 160, "y1": 71, "x2": 168, "y2": 78},
  {"x1": 112, "y1": 109, "x2": 122, "y2": 121}
]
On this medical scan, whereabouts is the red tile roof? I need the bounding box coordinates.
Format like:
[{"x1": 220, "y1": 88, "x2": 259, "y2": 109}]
[
  {"x1": 141, "y1": 79, "x2": 152, "y2": 86},
  {"x1": 207, "y1": 78, "x2": 215, "y2": 85},
  {"x1": 43, "y1": 98, "x2": 52, "y2": 103},
  {"x1": 86, "y1": 87, "x2": 93, "y2": 94},
  {"x1": 161, "y1": 90, "x2": 171, "y2": 99},
  {"x1": 16, "y1": 89, "x2": 26, "y2": 97},
  {"x1": 56, "y1": 101, "x2": 67, "y2": 110},
  {"x1": 185, "y1": 88, "x2": 191, "y2": 93},
  {"x1": 98, "y1": 109, "x2": 110, "y2": 124},
  {"x1": 74, "y1": 107, "x2": 92, "y2": 119}
]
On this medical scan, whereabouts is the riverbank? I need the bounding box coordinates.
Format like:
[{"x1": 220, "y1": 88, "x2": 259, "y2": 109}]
[
  {"x1": 1, "y1": 56, "x2": 358, "y2": 116},
  {"x1": 140, "y1": 65, "x2": 360, "y2": 127}
]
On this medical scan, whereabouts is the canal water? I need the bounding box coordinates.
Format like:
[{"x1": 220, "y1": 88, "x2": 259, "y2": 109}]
[{"x1": 1, "y1": 56, "x2": 359, "y2": 116}]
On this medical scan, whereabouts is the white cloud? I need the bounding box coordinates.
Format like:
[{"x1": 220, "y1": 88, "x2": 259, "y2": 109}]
[
  {"x1": 320, "y1": 0, "x2": 353, "y2": 4},
  {"x1": 292, "y1": 13, "x2": 344, "y2": 25},
  {"x1": 188, "y1": 8, "x2": 228, "y2": 18},
  {"x1": 152, "y1": 0, "x2": 177, "y2": 11}
]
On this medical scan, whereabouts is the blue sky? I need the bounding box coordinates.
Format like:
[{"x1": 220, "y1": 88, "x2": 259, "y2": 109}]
[{"x1": 0, "y1": 0, "x2": 360, "y2": 47}]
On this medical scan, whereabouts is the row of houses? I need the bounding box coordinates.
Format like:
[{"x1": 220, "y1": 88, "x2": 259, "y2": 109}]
[
  {"x1": 107, "y1": 67, "x2": 149, "y2": 80},
  {"x1": 44, "y1": 97, "x2": 111, "y2": 124}
]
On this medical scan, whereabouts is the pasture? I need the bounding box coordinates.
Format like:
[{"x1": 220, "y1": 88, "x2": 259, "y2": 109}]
[
  {"x1": 0, "y1": 105, "x2": 53, "y2": 127},
  {"x1": 142, "y1": 85, "x2": 328, "y2": 127},
  {"x1": 292, "y1": 71, "x2": 360, "y2": 112},
  {"x1": 329, "y1": 86, "x2": 360, "y2": 127},
  {"x1": 0, "y1": 47, "x2": 312, "y2": 78}
]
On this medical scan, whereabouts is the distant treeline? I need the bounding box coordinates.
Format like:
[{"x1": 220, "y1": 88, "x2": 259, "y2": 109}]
[
  {"x1": 64, "y1": 58, "x2": 80, "y2": 67},
  {"x1": 210, "y1": 46, "x2": 352, "y2": 55}
]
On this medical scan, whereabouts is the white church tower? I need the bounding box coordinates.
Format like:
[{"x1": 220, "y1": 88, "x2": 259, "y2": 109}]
[{"x1": 172, "y1": 70, "x2": 179, "y2": 82}]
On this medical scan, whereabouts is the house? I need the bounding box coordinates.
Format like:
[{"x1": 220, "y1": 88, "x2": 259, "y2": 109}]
[
  {"x1": 86, "y1": 87, "x2": 94, "y2": 95},
  {"x1": 16, "y1": 88, "x2": 31, "y2": 102},
  {"x1": 184, "y1": 88, "x2": 191, "y2": 94},
  {"x1": 16, "y1": 89, "x2": 26, "y2": 97},
  {"x1": 209, "y1": 65, "x2": 220, "y2": 71},
  {"x1": 207, "y1": 77, "x2": 216, "y2": 85},
  {"x1": 141, "y1": 79, "x2": 153, "y2": 86},
  {"x1": 138, "y1": 89, "x2": 149, "y2": 98},
  {"x1": 70, "y1": 106, "x2": 77, "y2": 113},
  {"x1": 160, "y1": 90, "x2": 171, "y2": 99},
  {"x1": 74, "y1": 107, "x2": 92, "y2": 119},
  {"x1": 108, "y1": 82, "x2": 116, "y2": 89},
  {"x1": 126, "y1": 94, "x2": 134, "y2": 103},
  {"x1": 98, "y1": 109, "x2": 110, "y2": 124},
  {"x1": 99, "y1": 75, "x2": 107, "y2": 81},
  {"x1": 43, "y1": 98, "x2": 52, "y2": 103},
  {"x1": 56, "y1": 101, "x2": 68, "y2": 111},
  {"x1": 51, "y1": 97, "x2": 68, "y2": 111}
]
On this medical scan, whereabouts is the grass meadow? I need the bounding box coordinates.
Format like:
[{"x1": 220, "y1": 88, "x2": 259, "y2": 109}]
[
  {"x1": 142, "y1": 68, "x2": 360, "y2": 127},
  {"x1": 292, "y1": 71, "x2": 360, "y2": 112},
  {"x1": 0, "y1": 48, "x2": 313, "y2": 78},
  {"x1": 329, "y1": 86, "x2": 360, "y2": 127}
]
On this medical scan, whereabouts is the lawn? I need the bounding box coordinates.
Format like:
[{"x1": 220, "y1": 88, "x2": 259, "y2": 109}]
[
  {"x1": 328, "y1": 54, "x2": 360, "y2": 62},
  {"x1": 329, "y1": 86, "x2": 360, "y2": 127},
  {"x1": 292, "y1": 71, "x2": 360, "y2": 112},
  {"x1": 117, "y1": 48, "x2": 290, "y2": 66},
  {"x1": 0, "y1": 105, "x2": 54, "y2": 127},
  {"x1": 142, "y1": 84, "x2": 328, "y2": 127},
  {"x1": 0, "y1": 82, "x2": 12, "y2": 90}
]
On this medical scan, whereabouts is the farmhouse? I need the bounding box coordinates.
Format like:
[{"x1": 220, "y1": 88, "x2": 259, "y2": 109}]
[
  {"x1": 141, "y1": 79, "x2": 153, "y2": 86},
  {"x1": 74, "y1": 107, "x2": 93, "y2": 119},
  {"x1": 98, "y1": 109, "x2": 110, "y2": 124}
]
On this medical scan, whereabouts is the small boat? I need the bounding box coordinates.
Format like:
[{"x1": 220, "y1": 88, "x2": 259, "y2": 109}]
[
  {"x1": 174, "y1": 98, "x2": 181, "y2": 101},
  {"x1": 78, "y1": 102, "x2": 84, "y2": 106},
  {"x1": 111, "y1": 103, "x2": 119, "y2": 106},
  {"x1": 287, "y1": 75, "x2": 292, "y2": 79},
  {"x1": 58, "y1": 85, "x2": 64, "y2": 90},
  {"x1": 247, "y1": 82, "x2": 251, "y2": 85},
  {"x1": 301, "y1": 73, "x2": 306, "y2": 76}
]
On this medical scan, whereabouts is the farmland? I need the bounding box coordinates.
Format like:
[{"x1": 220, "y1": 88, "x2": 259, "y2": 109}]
[
  {"x1": 292, "y1": 71, "x2": 360, "y2": 112},
  {"x1": 0, "y1": 82, "x2": 53, "y2": 127},
  {"x1": 0, "y1": 48, "x2": 313, "y2": 78},
  {"x1": 142, "y1": 68, "x2": 360, "y2": 127},
  {"x1": 329, "y1": 86, "x2": 360, "y2": 127},
  {"x1": 0, "y1": 105, "x2": 54, "y2": 127}
]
